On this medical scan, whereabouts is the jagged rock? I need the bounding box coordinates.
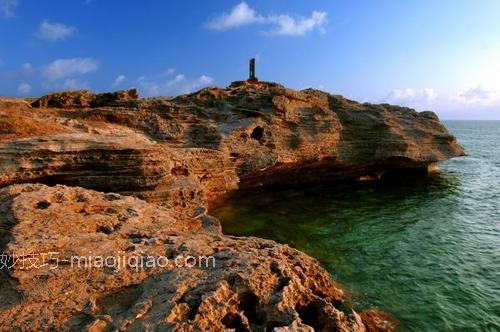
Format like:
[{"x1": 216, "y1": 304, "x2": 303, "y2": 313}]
[
  {"x1": 0, "y1": 184, "x2": 369, "y2": 331},
  {"x1": 360, "y1": 310, "x2": 398, "y2": 332},
  {"x1": 91, "y1": 89, "x2": 139, "y2": 107},
  {"x1": 30, "y1": 89, "x2": 139, "y2": 108}
]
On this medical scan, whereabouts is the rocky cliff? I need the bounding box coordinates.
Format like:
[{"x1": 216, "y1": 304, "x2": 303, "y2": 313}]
[
  {"x1": 0, "y1": 83, "x2": 463, "y2": 209},
  {"x1": 0, "y1": 83, "x2": 462, "y2": 331}
]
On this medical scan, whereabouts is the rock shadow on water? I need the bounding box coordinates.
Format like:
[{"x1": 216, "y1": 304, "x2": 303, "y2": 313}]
[{"x1": 213, "y1": 170, "x2": 461, "y2": 241}]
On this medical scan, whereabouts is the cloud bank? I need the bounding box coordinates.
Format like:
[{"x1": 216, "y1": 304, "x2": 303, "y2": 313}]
[
  {"x1": 457, "y1": 86, "x2": 500, "y2": 106},
  {"x1": 386, "y1": 88, "x2": 437, "y2": 104}
]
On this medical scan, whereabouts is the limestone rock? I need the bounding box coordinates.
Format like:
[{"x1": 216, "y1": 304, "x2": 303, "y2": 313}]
[
  {"x1": 0, "y1": 82, "x2": 464, "y2": 209},
  {"x1": 0, "y1": 184, "x2": 364, "y2": 331}
]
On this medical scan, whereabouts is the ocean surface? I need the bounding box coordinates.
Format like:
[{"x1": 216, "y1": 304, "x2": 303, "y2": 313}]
[{"x1": 212, "y1": 121, "x2": 500, "y2": 331}]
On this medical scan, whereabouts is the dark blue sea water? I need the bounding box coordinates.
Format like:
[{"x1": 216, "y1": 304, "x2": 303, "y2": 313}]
[{"x1": 213, "y1": 121, "x2": 500, "y2": 331}]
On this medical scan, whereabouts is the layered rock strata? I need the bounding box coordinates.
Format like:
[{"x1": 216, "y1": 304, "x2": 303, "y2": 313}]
[{"x1": 1, "y1": 84, "x2": 464, "y2": 209}]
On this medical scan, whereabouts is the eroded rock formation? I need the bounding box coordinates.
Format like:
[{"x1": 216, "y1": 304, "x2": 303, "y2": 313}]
[
  {"x1": 1, "y1": 83, "x2": 463, "y2": 209},
  {"x1": 0, "y1": 82, "x2": 462, "y2": 331},
  {"x1": 0, "y1": 183, "x2": 366, "y2": 331}
]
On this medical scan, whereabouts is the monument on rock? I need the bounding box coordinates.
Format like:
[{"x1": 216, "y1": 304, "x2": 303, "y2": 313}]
[{"x1": 248, "y1": 58, "x2": 258, "y2": 82}]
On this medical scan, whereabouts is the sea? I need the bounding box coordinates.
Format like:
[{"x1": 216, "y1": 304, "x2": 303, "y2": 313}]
[{"x1": 212, "y1": 121, "x2": 500, "y2": 331}]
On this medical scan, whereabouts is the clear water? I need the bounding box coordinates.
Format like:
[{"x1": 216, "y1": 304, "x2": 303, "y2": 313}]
[{"x1": 212, "y1": 121, "x2": 500, "y2": 331}]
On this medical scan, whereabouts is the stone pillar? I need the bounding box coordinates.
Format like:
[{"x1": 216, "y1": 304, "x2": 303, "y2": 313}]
[{"x1": 249, "y1": 58, "x2": 258, "y2": 81}]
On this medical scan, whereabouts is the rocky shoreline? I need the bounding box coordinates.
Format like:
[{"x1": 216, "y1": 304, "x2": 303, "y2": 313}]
[{"x1": 0, "y1": 82, "x2": 463, "y2": 331}]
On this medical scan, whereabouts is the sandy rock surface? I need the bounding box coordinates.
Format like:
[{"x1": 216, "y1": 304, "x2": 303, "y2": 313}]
[{"x1": 1, "y1": 184, "x2": 366, "y2": 331}]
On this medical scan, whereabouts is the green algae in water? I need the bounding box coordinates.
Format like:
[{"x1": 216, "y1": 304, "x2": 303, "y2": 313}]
[{"x1": 212, "y1": 121, "x2": 500, "y2": 331}]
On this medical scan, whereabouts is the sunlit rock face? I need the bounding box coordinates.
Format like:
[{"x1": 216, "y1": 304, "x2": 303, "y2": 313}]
[
  {"x1": 1, "y1": 83, "x2": 463, "y2": 209},
  {"x1": 0, "y1": 183, "x2": 367, "y2": 331},
  {"x1": 0, "y1": 83, "x2": 459, "y2": 330}
]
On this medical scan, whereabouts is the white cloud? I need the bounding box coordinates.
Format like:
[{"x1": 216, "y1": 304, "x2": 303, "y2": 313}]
[
  {"x1": 206, "y1": 2, "x2": 263, "y2": 30},
  {"x1": 17, "y1": 82, "x2": 31, "y2": 95},
  {"x1": 42, "y1": 58, "x2": 99, "y2": 80},
  {"x1": 38, "y1": 20, "x2": 76, "y2": 41},
  {"x1": 205, "y1": 2, "x2": 327, "y2": 36},
  {"x1": 267, "y1": 11, "x2": 327, "y2": 36},
  {"x1": 456, "y1": 85, "x2": 500, "y2": 106},
  {"x1": 138, "y1": 72, "x2": 214, "y2": 96},
  {"x1": 21, "y1": 62, "x2": 32, "y2": 71},
  {"x1": 386, "y1": 88, "x2": 437, "y2": 104},
  {"x1": 112, "y1": 74, "x2": 126, "y2": 87},
  {"x1": 0, "y1": 0, "x2": 19, "y2": 18}
]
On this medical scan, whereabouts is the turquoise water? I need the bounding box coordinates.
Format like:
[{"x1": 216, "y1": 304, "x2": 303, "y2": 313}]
[{"x1": 212, "y1": 121, "x2": 500, "y2": 331}]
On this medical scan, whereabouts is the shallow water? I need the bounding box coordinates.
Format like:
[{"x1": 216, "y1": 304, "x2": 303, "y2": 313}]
[{"x1": 212, "y1": 121, "x2": 500, "y2": 331}]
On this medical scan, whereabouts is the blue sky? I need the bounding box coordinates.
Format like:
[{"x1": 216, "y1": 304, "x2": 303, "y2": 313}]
[{"x1": 1, "y1": 0, "x2": 500, "y2": 119}]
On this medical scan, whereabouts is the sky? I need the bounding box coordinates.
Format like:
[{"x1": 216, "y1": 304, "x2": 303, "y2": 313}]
[{"x1": 1, "y1": 0, "x2": 500, "y2": 119}]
